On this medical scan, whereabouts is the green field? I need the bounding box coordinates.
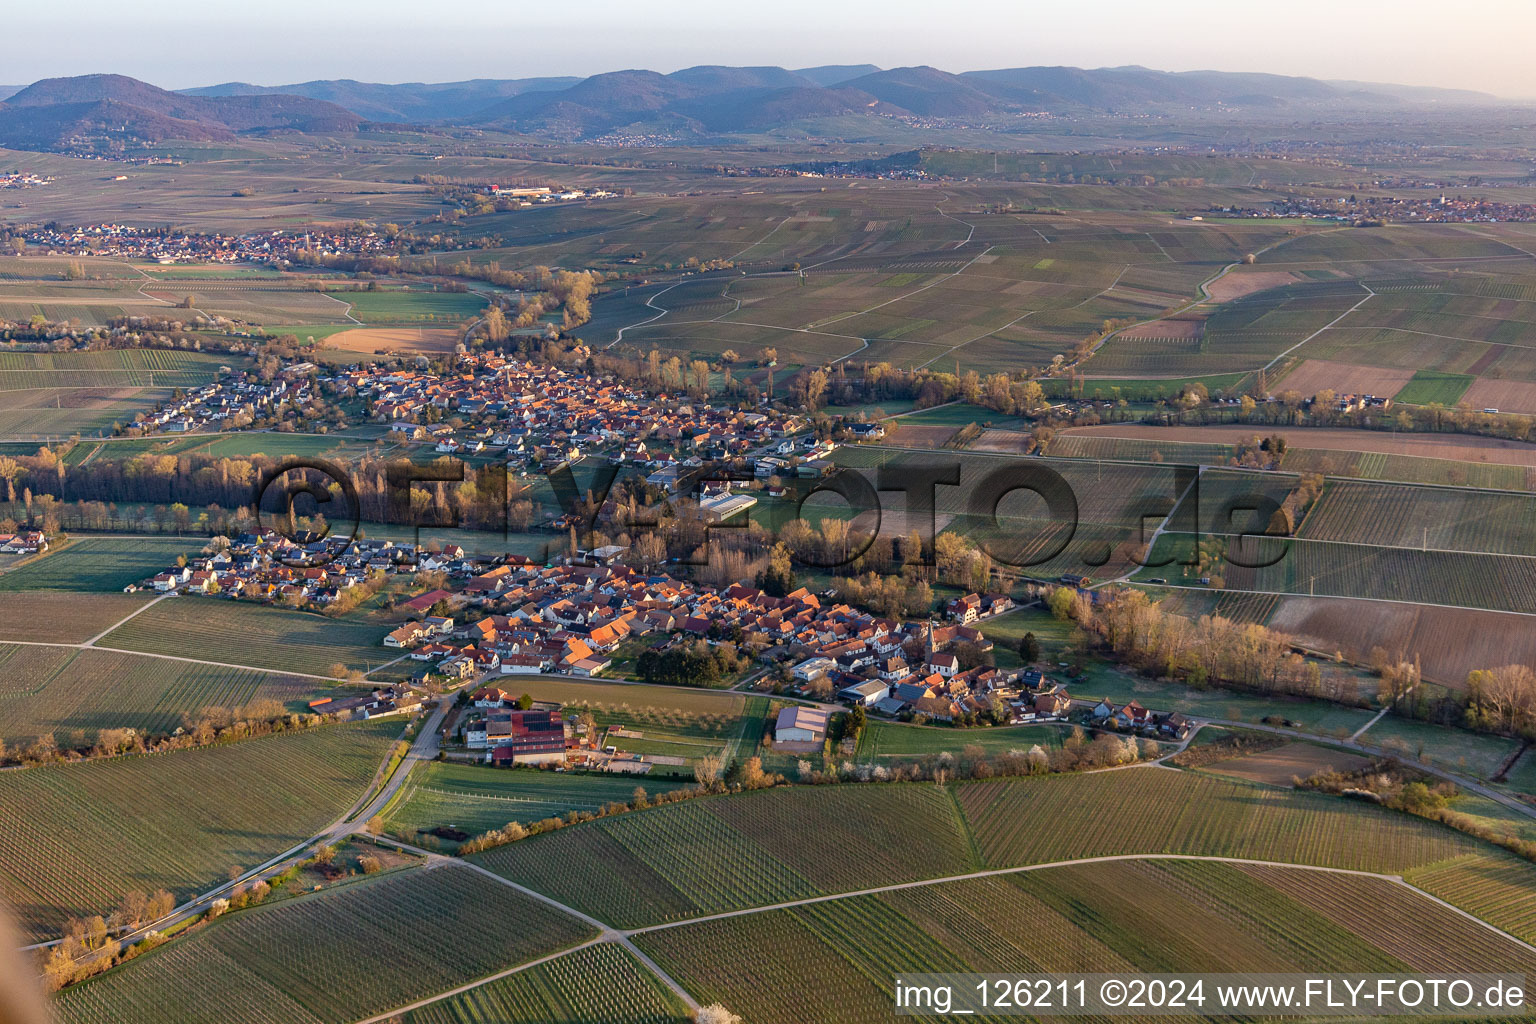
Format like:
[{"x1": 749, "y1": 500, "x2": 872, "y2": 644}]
[
  {"x1": 383, "y1": 762, "x2": 694, "y2": 846},
  {"x1": 399, "y1": 942, "x2": 687, "y2": 1024},
  {"x1": 1392, "y1": 369, "x2": 1475, "y2": 406},
  {"x1": 100, "y1": 598, "x2": 396, "y2": 675},
  {"x1": 636, "y1": 858, "x2": 1536, "y2": 1024},
  {"x1": 1356, "y1": 715, "x2": 1521, "y2": 781},
  {"x1": 55, "y1": 865, "x2": 595, "y2": 1024},
  {"x1": 0, "y1": 644, "x2": 318, "y2": 744},
  {"x1": 0, "y1": 537, "x2": 196, "y2": 592},
  {"x1": 345, "y1": 288, "x2": 486, "y2": 324},
  {"x1": 0, "y1": 720, "x2": 398, "y2": 941},
  {"x1": 854, "y1": 721, "x2": 1067, "y2": 759}
]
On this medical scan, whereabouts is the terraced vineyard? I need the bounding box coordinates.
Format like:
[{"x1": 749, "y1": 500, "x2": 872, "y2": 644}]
[
  {"x1": 634, "y1": 859, "x2": 1536, "y2": 1024},
  {"x1": 55, "y1": 865, "x2": 595, "y2": 1024},
  {"x1": 101, "y1": 598, "x2": 395, "y2": 675},
  {"x1": 0, "y1": 720, "x2": 397, "y2": 941},
  {"x1": 400, "y1": 942, "x2": 686, "y2": 1024},
  {"x1": 0, "y1": 644, "x2": 316, "y2": 744}
]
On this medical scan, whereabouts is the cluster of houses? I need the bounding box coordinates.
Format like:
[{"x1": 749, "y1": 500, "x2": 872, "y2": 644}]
[
  {"x1": 1309, "y1": 392, "x2": 1392, "y2": 415},
  {"x1": 485, "y1": 185, "x2": 617, "y2": 204},
  {"x1": 140, "y1": 367, "x2": 309, "y2": 434},
  {"x1": 790, "y1": 612, "x2": 1006, "y2": 722},
  {"x1": 0, "y1": 530, "x2": 47, "y2": 555},
  {"x1": 0, "y1": 172, "x2": 49, "y2": 190},
  {"x1": 339, "y1": 354, "x2": 802, "y2": 469},
  {"x1": 379, "y1": 558, "x2": 1015, "y2": 696},
  {"x1": 998, "y1": 670, "x2": 1192, "y2": 739},
  {"x1": 22, "y1": 224, "x2": 396, "y2": 265},
  {"x1": 944, "y1": 591, "x2": 1015, "y2": 624},
  {"x1": 142, "y1": 533, "x2": 461, "y2": 603},
  {"x1": 306, "y1": 684, "x2": 424, "y2": 721}
]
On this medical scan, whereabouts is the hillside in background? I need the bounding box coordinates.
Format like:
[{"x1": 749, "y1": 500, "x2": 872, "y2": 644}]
[
  {"x1": 0, "y1": 73, "x2": 363, "y2": 150},
  {"x1": 0, "y1": 64, "x2": 1510, "y2": 151}
]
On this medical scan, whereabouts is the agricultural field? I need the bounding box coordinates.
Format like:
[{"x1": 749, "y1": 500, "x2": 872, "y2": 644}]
[
  {"x1": 1297, "y1": 478, "x2": 1536, "y2": 556},
  {"x1": 1406, "y1": 853, "x2": 1536, "y2": 945},
  {"x1": 0, "y1": 591, "x2": 149, "y2": 642},
  {"x1": 1052, "y1": 424, "x2": 1536, "y2": 491},
  {"x1": 1200, "y1": 741, "x2": 1371, "y2": 787},
  {"x1": 474, "y1": 782, "x2": 977, "y2": 928},
  {"x1": 399, "y1": 942, "x2": 687, "y2": 1024},
  {"x1": 54, "y1": 865, "x2": 596, "y2": 1024},
  {"x1": 0, "y1": 386, "x2": 165, "y2": 440},
  {"x1": 320, "y1": 325, "x2": 462, "y2": 355},
  {"x1": 344, "y1": 287, "x2": 486, "y2": 324},
  {"x1": 383, "y1": 763, "x2": 695, "y2": 847},
  {"x1": 0, "y1": 349, "x2": 234, "y2": 392},
  {"x1": 0, "y1": 719, "x2": 398, "y2": 941},
  {"x1": 1353, "y1": 716, "x2": 1522, "y2": 781},
  {"x1": 1147, "y1": 533, "x2": 1536, "y2": 615},
  {"x1": 0, "y1": 643, "x2": 318, "y2": 744},
  {"x1": 829, "y1": 445, "x2": 1199, "y2": 579},
  {"x1": 0, "y1": 537, "x2": 195, "y2": 592},
  {"x1": 1393, "y1": 369, "x2": 1475, "y2": 406},
  {"x1": 99, "y1": 598, "x2": 397, "y2": 675},
  {"x1": 854, "y1": 721, "x2": 1066, "y2": 760},
  {"x1": 956, "y1": 770, "x2": 1478, "y2": 873},
  {"x1": 634, "y1": 858, "x2": 1536, "y2": 1024},
  {"x1": 474, "y1": 769, "x2": 1484, "y2": 933}
]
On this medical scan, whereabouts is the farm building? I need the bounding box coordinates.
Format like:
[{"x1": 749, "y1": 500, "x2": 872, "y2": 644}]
[
  {"x1": 774, "y1": 706, "x2": 828, "y2": 745},
  {"x1": 484, "y1": 709, "x2": 568, "y2": 765}
]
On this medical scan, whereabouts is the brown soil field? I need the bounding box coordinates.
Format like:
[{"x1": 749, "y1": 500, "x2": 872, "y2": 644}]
[
  {"x1": 885, "y1": 424, "x2": 963, "y2": 447},
  {"x1": 1059, "y1": 424, "x2": 1536, "y2": 466},
  {"x1": 1204, "y1": 270, "x2": 1301, "y2": 302},
  {"x1": 1274, "y1": 359, "x2": 1417, "y2": 399},
  {"x1": 1206, "y1": 741, "x2": 1371, "y2": 786},
  {"x1": 322, "y1": 327, "x2": 462, "y2": 355},
  {"x1": 968, "y1": 429, "x2": 1035, "y2": 454},
  {"x1": 1267, "y1": 596, "x2": 1536, "y2": 686},
  {"x1": 1120, "y1": 317, "x2": 1205, "y2": 340},
  {"x1": 1462, "y1": 378, "x2": 1536, "y2": 415}
]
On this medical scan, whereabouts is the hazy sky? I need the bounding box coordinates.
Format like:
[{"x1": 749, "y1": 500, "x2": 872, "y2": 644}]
[{"x1": 9, "y1": 0, "x2": 1535, "y2": 97}]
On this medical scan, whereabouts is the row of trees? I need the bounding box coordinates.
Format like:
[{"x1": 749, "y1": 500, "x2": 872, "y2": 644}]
[{"x1": 0, "y1": 700, "x2": 339, "y2": 769}]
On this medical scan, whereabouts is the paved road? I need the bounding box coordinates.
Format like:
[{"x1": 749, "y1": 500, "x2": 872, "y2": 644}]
[{"x1": 25, "y1": 696, "x2": 454, "y2": 955}]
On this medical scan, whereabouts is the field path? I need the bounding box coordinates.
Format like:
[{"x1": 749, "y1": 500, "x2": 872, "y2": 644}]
[
  {"x1": 359, "y1": 848, "x2": 1536, "y2": 1022},
  {"x1": 618, "y1": 852, "x2": 1536, "y2": 956},
  {"x1": 82, "y1": 590, "x2": 172, "y2": 646}
]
